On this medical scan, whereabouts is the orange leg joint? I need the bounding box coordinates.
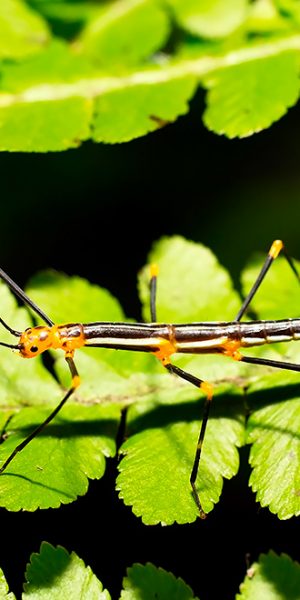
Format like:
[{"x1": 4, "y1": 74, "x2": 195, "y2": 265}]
[
  {"x1": 269, "y1": 239, "x2": 283, "y2": 259},
  {"x1": 222, "y1": 340, "x2": 242, "y2": 361},
  {"x1": 154, "y1": 338, "x2": 177, "y2": 366},
  {"x1": 72, "y1": 374, "x2": 81, "y2": 388},
  {"x1": 200, "y1": 381, "x2": 213, "y2": 400}
]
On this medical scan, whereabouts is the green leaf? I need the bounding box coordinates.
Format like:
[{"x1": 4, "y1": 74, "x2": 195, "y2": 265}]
[
  {"x1": 0, "y1": 566, "x2": 15, "y2": 600},
  {"x1": 0, "y1": 0, "x2": 50, "y2": 59},
  {"x1": 117, "y1": 386, "x2": 244, "y2": 525},
  {"x1": 120, "y1": 563, "x2": 199, "y2": 600},
  {"x1": 167, "y1": 0, "x2": 248, "y2": 38},
  {"x1": 0, "y1": 40, "x2": 94, "y2": 151},
  {"x1": 28, "y1": 1, "x2": 100, "y2": 25},
  {"x1": 275, "y1": 0, "x2": 300, "y2": 26},
  {"x1": 0, "y1": 41, "x2": 196, "y2": 149},
  {"x1": 77, "y1": 0, "x2": 170, "y2": 66},
  {"x1": 5, "y1": 542, "x2": 300, "y2": 599},
  {"x1": 26, "y1": 270, "x2": 125, "y2": 323},
  {"x1": 92, "y1": 75, "x2": 196, "y2": 144},
  {"x1": 0, "y1": 403, "x2": 120, "y2": 511},
  {"x1": 23, "y1": 542, "x2": 110, "y2": 599},
  {"x1": 247, "y1": 0, "x2": 290, "y2": 33},
  {"x1": 236, "y1": 551, "x2": 300, "y2": 599},
  {"x1": 203, "y1": 51, "x2": 300, "y2": 138},
  {"x1": 0, "y1": 41, "x2": 96, "y2": 90},
  {"x1": 1, "y1": 12, "x2": 300, "y2": 150},
  {"x1": 245, "y1": 371, "x2": 300, "y2": 520},
  {"x1": 138, "y1": 235, "x2": 241, "y2": 322},
  {"x1": 2, "y1": 542, "x2": 201, "y2": 598},
  {"x1": 0, "y1": 97, "x2": 93, "y2": 152}
]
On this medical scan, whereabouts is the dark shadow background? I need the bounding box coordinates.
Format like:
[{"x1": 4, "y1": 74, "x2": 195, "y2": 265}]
[{"x1": 1, "y1": 90, "x2": 300, "y2": 599}]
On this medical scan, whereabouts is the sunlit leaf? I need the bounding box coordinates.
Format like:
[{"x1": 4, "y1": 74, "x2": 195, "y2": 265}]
[
  {"x1": 23, "y1": 542, "x2": 110, "y2": 599},
  {"x1": 245, "y1": 371, "x2": 300, "y2": 519},
  {"x1": 0, "y1": 0, "x2": 50, "y2": 59},
  {"x1": 138, "y1": 235, "x2": 241, "y2": 322},
  {"x1": 203, "y1": 52, "x2": 300, "y2": 138},
  {"x1": 117, "y1": 386, "x2": 244, "y2": 524},
  {"x1": 120, "y1": 562, "x2": 199, "y2": 600},
  {"x1": 0, "y1": 403, "x2": 119, "y2": 511},
  {"x1": 167, "y1": 0, "x2": 248, "y2": 38},
  {"x1": 1, "y1": 2, "x2": 300, "y2": 150},
  {"x1": 236, "y1": 551, "x2": 300, "y2": 599},
  {"x1": 0, "y1": 566, "x2": 15, "y2": 600},
  {"x1": 78, "y1": 0, "x2": 170, "y2": 66}
]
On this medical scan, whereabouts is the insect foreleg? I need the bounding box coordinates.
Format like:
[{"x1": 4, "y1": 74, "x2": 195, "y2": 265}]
[{"x1": 0, "y1": 354, "x2": 80, "y2": 474}]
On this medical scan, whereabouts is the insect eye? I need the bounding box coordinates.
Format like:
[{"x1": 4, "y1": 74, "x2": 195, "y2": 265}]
[{"x1": 30, "y1": 346, "x2": 38, "y2": 353}]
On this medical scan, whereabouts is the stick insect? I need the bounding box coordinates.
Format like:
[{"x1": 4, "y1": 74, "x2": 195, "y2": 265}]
[{"x1": 0, "y1": 239, "x2": 299, "y2": 518}]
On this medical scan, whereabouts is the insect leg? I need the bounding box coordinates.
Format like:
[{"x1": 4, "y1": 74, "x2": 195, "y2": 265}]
[
  {"x1": 164, "y1": 361, "x2": 213, "y2": 519},
  {"x1": 235, "y1": 240, "x2": 300, "y2": 321},
  {"x1": 151, "y1": 265, "x2": 213, "y2": 517},
  {"x1": 239, "y1": 354, "x2": 300, "y2": 372},
  {"x1": 0, "y1": 354, "x2": 80, "y2": 474},
  {"x1": 149, "y1": 264, "x2": 158, "y2": 322}
]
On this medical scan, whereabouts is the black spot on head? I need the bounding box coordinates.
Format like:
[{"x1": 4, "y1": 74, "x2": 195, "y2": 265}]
[{"x1": 30, "y1": 346, "x2": 38, "y2": 353}]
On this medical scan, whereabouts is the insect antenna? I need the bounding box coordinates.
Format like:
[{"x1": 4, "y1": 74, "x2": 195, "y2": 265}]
[
  {"x1": 0, "y1": 317, "x2": 21, "y2": 337},
  {"x1": 0, "y1": 341, "x2": 21, "y2": 350},
  {"x1": 0, "y1": 317, "x2": 21, "y2": 349},
  {"x1": 0, "y1": 267, "x2": 54, "y2": 327}
]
